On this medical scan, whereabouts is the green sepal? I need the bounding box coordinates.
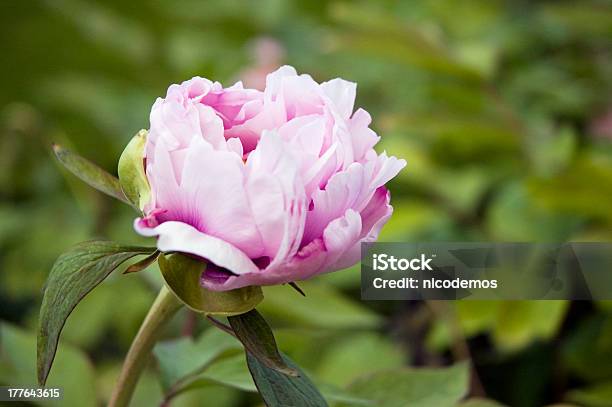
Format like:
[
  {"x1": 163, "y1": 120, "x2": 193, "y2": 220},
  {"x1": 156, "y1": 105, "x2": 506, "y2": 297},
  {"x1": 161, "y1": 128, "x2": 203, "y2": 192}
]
[
  {"x1": 118, "y1": 129, "x2": 151, "y2": 211},
  {"x1": 158, "y1": 253, "x2": 263, "y2": 316}
]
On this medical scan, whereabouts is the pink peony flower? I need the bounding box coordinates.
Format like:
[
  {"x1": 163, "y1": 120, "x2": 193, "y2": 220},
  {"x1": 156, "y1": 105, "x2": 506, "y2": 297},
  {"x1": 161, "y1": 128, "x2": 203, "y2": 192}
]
[{"x1": 135, "y1": 66, "x2": 406, "y2": 291}]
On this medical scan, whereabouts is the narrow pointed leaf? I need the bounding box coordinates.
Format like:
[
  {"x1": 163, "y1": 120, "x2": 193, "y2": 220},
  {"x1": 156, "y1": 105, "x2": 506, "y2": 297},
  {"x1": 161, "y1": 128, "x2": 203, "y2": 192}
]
[
  {"x1": 123, "y1": 250, "x2": 160, "y2": 274},
  {"x1": 247, "y1": 352, "x2": 328, "y2": 407},
  {"x1": 37, "y1": 241, "x2": 156, "y2": 385},
  {"x1": 118, "y1": 129, "x2": 151, "y2": 210},
  {"x1": 52, "y1": 144, "x2": 133, "y2": 207},
  {"x1": 228, "y1": 309, "x2": 297, "y2": 377},
  {"x1": 158, "y1": 253, "x2": 263, "y2": 316},
  {"x1": 289, "y1": 282, "x2": 306, "y2": 296}
]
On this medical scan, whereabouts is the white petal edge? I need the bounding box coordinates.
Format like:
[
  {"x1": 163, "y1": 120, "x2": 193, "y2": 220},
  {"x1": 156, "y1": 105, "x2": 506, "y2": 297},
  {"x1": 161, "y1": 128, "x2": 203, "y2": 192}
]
[{"x1": 134, "y1": 219, "x2": 259, "y2": 275}]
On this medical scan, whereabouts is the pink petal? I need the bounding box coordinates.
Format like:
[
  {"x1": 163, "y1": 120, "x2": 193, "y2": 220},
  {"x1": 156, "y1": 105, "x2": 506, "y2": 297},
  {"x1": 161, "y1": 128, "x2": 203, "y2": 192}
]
[
  {"x1": 145, "y1": 137, "x2": 180, "y2": 212},
  {"x1": 179, "y1": 138, "x2": 263, "y2": 257},
  {"x1": 349, "y1": 108, "x2": 380, "y2": 161},
  {"x1": 225, "y1": 99, "x2": 286, "y2": 153},
  {"x1": 201, "y1": 238, "x2": 326, "y2": 291},
  {"x1": 319, "y1": 208, "x2": 363, "y2": 272},
  {"x1": 359, "y1": 187, "x2": 393, "y2": 240},
  {"x1": 245, "y1": 131, "x2": 307, "y2": 260},
  {"x1": 195, "y1": 104, "x2": 226, "y2": 150},
  {"x1": 321, "y1": 78, "x2": 357, "y2": 119},
  {"x1": 264, "y1": 65, "x2": 298, "y2": 99},
  {"x1": 330, "y1": 188, "x2": 393, "y2": 272},
  {"x1": 303, "y1": 163, "x2": 366, "y2": 244}
]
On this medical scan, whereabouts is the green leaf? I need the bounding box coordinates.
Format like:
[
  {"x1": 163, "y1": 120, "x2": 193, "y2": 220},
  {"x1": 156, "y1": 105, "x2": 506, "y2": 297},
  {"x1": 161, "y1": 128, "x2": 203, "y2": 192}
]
[
  {"x1": 154, "y1": 328, "x2": 243, "y2": 391},
  {"x1": 340, "y1": 363, "x2": 469, "y2": 407},
  {"x1": 165, "y1": 386, "x2": 241, "y2": 407},
  {"x1": 155, "y1": 330, "x2": 255, "y2": 406},
  {"x1": 155, "y1": 330, "x2": 368, "y2": 405},
  {"x1": 429, "y1": 300, "x2": 569, "y2": 354},
  {"x1": 315, "y1": 383, "x2": 373, "y2": 406},
  {"x1": 316, "y1": 332, "x2": 406, "y2": 387},
  {"x1": 2, "y1": 322, "x2": 97, "y2": 407},
  {"x1": 562, "y1": 314, "x2": 612, "y2": 381},
  {"x1": 228, "y1": 309, "x2": 298, "y2": 377},
  {"x1": 492, "y1": 301, "x2": 568, "y2": 352},
  {"x1": 118, "y1": 129, "x2": 151, "y2": 210},
  {"x1": 189, "y1": 353, "x2": 256, "y2": 393},
  {"x1": 52, "y1": 143, "x2": 133, "y2": 207},
  {"x1": 258, "y1": 282, "x2": 380, "y2": 329},
  {"x1": 487, "y1": 181, "x2": 579, "y2": 241},
  {"x1": 247, "y1": 352, "x2": 328, "y2": 407},
  {"x1": 123, "y1": 250, "x2": 160, "y2": 274},
  {"x1": 427, "y1": 301, "x2": 502, "y2": 351},
  {"x1": 37, "y1": 240, "x2": 156, "y2": 385},
  {"x1": 566, "y1": 381, "x2": 612, "y2": 407},
  {"x1": 158, "y1": 253, "x2": 263, "y2": 316},
  {"x1": 528, "y1": 154, "x2": 612, "y2": 224}
]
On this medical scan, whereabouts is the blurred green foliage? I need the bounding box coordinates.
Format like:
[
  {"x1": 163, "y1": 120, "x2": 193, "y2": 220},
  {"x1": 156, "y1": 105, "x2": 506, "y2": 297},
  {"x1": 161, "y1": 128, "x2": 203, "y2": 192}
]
[{"x1": 1, "y1": 0, "x2": 612, "y2": 406}]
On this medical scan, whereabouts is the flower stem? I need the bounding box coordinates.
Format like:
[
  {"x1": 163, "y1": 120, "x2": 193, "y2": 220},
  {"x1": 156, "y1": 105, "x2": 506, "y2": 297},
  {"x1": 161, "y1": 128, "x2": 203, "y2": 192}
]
[{"x1": 108, "y1": 285, "x2": 182, "y2": 407}]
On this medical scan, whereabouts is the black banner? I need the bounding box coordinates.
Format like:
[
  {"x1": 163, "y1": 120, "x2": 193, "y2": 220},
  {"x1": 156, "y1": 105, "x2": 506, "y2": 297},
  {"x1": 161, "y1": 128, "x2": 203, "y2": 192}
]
[{"x1": 361, "y1": 243, "x2": 612, "y2": 300}]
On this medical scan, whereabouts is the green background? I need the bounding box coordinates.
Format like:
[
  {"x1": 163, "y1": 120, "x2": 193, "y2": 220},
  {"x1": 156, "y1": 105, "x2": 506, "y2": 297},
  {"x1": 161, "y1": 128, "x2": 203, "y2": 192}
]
[{"x1": 1, "y1": 1, "x2": 612, "y2": 406}]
